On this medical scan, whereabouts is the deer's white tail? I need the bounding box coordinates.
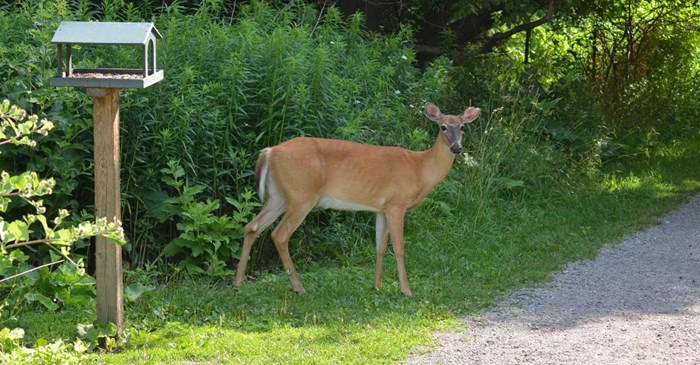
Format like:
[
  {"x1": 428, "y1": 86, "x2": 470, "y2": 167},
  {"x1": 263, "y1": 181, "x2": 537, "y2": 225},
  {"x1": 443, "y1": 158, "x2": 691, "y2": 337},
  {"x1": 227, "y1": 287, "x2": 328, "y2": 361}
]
[{"x1": 255, "y1": 148, "x2": 272, "y2": 201}]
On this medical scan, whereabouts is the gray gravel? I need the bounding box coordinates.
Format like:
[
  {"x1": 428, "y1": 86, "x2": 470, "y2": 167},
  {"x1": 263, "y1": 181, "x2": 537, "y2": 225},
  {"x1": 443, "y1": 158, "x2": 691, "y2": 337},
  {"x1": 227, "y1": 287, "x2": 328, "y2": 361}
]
[{"x1": 406, "y1": 194, "x2": 700, "y2": 365}]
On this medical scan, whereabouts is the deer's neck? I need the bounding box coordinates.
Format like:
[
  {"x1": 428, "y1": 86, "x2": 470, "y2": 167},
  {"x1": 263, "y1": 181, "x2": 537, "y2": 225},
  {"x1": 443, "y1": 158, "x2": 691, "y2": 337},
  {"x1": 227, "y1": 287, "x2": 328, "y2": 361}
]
[{"x1": 421, "y1": 133, "x2": 457, "y2": 189}]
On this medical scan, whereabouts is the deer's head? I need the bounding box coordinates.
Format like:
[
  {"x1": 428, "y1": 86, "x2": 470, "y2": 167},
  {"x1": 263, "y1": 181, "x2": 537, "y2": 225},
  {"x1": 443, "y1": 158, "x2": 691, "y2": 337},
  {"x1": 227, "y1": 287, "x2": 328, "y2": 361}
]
[{"x1": 424, "y1": 103, "x2": 480, "y2": 154}]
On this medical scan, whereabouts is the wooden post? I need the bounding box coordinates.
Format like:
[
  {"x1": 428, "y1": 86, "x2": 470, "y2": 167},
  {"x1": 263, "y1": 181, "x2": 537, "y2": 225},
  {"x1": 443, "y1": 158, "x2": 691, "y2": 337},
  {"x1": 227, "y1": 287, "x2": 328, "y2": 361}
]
[{"x1": 88, "y1": 87, "x2": 124, "y2": 335}]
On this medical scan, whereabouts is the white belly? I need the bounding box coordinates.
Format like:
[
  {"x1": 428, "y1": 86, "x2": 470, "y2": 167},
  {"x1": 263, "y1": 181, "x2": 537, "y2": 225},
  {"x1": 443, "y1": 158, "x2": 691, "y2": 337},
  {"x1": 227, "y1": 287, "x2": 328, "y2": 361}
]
[{"x1": 316, "y1": 195, "x2": 380, "y2": 212}]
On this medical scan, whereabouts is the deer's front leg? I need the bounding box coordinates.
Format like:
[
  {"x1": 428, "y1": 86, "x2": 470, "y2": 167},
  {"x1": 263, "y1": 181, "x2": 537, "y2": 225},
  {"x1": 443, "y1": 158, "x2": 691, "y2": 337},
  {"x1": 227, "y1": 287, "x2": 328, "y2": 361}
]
[
  {"x1": 373, "y1": 212, "x2": 389, "y2": 290},
  {"x1": 386, "y1": 208, "x2": 412, "y2": 296}
]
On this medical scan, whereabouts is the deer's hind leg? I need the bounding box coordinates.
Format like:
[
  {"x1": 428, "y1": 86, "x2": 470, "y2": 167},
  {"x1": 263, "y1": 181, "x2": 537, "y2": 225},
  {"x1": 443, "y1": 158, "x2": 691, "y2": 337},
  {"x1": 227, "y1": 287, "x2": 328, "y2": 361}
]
[
  {"x1": 270, "y1": 200, "x2": 316, "y2": 294},
  {"x1": 235, "y1": 195, "x2": 286, "y2": 287}
]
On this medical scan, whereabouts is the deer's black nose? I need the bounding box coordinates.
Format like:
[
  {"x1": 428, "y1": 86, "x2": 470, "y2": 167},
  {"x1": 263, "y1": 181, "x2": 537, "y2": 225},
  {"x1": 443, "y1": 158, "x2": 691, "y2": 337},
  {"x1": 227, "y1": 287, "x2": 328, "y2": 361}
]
[{"x1": 450, "y1": 145, "x2": 462, "y2": 154}]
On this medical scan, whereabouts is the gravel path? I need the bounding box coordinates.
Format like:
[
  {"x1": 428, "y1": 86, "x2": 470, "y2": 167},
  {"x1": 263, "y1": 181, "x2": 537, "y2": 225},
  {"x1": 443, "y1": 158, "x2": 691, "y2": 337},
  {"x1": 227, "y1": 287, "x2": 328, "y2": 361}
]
[{"x1": 406, "y1": 194, "x2": 700, "y2": 365}]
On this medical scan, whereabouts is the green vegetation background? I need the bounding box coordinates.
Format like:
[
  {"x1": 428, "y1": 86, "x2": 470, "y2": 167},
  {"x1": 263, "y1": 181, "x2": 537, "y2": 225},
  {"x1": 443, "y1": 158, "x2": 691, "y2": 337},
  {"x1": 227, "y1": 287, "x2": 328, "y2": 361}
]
[{"x1": 1, "y1": 0, "x2": 700, "y2": 363}]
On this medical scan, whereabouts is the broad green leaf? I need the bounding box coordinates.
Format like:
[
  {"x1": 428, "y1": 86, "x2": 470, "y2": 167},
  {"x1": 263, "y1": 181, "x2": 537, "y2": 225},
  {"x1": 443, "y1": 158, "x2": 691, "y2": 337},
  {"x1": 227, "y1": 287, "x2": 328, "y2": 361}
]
[
  {"x1": 7, "y1": 221, "x2": 29, "y2": 242},
  {"x1": 24, "y1": 293, "x2": 59, "y2": 311},
  {"x1": 163, "y1": 239, "x2": 185, "y2": 257},
  {"x1": 124, "y1": 282, "x2": 155, "y2": 302}
]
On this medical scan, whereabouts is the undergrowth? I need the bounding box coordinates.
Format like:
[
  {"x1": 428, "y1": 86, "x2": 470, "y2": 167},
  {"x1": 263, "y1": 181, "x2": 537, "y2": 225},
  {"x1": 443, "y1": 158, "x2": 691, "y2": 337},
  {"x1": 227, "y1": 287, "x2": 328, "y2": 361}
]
[{"x1": 2, "y1": 0, "x2": 700, "y2": 363}]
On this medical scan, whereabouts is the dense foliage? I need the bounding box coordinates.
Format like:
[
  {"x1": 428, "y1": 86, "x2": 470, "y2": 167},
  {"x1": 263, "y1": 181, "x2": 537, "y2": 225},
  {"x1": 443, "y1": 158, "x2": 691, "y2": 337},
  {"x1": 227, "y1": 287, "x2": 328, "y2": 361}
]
[
  {"x1": 2, "y1": 0, "x2": 452, "y2": 274},
  {"x1": 0, "y1": 100, "x2": 124, "y2": 363},
  {"x1": 1, "y1": 0, "x2": 699, "y2": 361},
  {"x1": 1, "y1": 0, "x2": 699, "y2": 284}
]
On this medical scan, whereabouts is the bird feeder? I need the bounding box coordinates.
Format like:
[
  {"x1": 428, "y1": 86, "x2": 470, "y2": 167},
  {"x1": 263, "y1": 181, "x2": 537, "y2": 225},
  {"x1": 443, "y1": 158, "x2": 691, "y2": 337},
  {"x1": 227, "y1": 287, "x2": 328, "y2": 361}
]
[
  {"x1": 49, "y1": 21, "x2": 163, "y2": 88},
  {"x1": 49, "y1": 21, "x2": 164, "y2": 336}
]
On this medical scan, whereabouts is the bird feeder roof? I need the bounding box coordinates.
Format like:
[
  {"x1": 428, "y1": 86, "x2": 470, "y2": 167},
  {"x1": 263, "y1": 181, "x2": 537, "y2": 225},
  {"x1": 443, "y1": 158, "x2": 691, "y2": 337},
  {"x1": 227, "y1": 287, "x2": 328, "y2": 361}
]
[{"x1": 51, "y1": 21, "x2": 162, "y2": 45}]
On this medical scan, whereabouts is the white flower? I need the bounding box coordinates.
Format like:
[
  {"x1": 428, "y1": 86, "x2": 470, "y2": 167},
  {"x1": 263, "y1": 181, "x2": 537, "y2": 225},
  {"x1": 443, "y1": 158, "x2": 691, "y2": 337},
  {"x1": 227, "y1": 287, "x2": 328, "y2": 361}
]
[
  {"x1": 401, "y1": 55, "x2": 408, "y2": 60},
  {"x1": 463, "y1": 153, "x2": 479, "y2": 168},
  {"x1": 395, "y1": 90, "x2": 401, "y2": 95}
]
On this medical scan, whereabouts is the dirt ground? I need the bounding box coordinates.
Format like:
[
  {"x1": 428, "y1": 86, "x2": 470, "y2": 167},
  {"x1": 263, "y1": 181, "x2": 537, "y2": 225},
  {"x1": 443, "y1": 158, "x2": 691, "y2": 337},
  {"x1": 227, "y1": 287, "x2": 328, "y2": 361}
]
[{"x1": 405, "y1": 194, "x2": 700, "y2": 365}]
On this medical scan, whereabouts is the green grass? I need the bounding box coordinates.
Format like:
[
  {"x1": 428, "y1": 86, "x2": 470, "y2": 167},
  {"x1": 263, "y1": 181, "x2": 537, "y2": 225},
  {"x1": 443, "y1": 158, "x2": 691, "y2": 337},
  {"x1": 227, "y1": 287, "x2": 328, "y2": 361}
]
[
  {"x1": 99, "y1": 276, "x2": 444, "y2": 364},
  {"x1": 11, "y1": 136, "x2": 700, "y2": 364}
]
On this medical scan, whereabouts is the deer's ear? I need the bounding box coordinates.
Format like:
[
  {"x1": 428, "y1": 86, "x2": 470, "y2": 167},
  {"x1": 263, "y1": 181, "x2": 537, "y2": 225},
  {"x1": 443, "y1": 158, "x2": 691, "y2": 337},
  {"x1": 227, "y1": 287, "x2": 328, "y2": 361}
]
[
  {"x1": 461, "y1": 107, "x2": 481, "y2": 123},
  {"x1": 424, "y1": 103, "x2": 443, "y2": 122}
]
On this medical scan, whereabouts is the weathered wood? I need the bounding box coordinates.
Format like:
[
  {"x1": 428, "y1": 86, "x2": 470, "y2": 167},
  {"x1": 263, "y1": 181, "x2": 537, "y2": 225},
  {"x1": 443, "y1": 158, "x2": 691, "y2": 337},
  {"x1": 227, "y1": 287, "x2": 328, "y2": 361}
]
[
  {"x1": 66, "y1": 44, "x2": 73, "y2": 76},
  {"x1": 57, "y1": 44, "x2": 63, "y2": 77},
  {"x1": 86, "y1": 88, "x2": 110, "y2": 97},
  {"x1": 92, "y1": 88, "x2": 124, "y2": 335}
]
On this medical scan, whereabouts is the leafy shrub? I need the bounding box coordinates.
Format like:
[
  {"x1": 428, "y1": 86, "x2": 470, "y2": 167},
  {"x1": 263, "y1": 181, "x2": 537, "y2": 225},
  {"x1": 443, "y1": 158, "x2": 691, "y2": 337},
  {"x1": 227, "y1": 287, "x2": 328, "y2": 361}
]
[
  {"x1": 159, "y1": 160, "x2": 258, "y2": 276},
  {"x1": 1, "y1": 326, "x2": 89, "y2": 365},
  {"x1": 0, "y1": 100, "x2": 123, "y2": 320},
  {"x1": 68, "y1": 0, "x2": 429, "y2": 271},
  {"x1": 8, "y1": 0, "x2": 695, "y2": 277},
  {"x1": 0, "y1": 0, "x2": 591, "y2": 275},
  {"x1": 0, "y1": 100, "x2": 123, "y2": 361},
  {"x1": 0, "y1": 0, "x2": 426, "y2": 272}
]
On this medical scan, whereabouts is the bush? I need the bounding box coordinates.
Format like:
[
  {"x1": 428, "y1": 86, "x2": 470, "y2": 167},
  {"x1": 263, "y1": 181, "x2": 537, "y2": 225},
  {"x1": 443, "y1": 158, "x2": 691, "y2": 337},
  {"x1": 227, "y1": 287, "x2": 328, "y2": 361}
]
[
  {"x1": 6, "y1": 0, "x2": 693, "y2": 277},
  {"x1": 0, "y1": 100, "x2": 123, "y2": 362},
  {"x1": 0, "y1": 0, "x2": 447, "y2": 273},
  {"x1": 116, "y1": 1, "x2": 435, "y2": 270}
]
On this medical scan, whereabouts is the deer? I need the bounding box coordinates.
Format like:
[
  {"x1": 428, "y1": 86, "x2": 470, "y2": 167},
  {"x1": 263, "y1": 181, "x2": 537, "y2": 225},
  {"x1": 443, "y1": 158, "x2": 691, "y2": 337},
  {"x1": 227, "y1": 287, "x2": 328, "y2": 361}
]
[{"x1": 234, "y1": 102, "x2": 480, "y2": 296}]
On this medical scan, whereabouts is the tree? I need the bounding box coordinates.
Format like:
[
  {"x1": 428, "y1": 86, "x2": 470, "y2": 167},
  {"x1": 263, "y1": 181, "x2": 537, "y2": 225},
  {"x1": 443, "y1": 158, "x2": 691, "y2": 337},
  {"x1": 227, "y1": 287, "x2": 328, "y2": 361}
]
[{"x1": 327, "y1": 0, "x2": 567, "y2": 62}]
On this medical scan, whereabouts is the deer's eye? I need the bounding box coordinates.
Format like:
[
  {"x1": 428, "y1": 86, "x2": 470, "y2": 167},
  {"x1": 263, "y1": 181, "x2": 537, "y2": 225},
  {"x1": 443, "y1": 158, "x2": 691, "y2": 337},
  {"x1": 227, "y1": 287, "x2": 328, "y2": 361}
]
[
  {"x1": 440, "y1": 125, "x2": 448, "y2": 131},
  {"x1": 460, "y1": 124, "x2": 466, "y2": 131}
]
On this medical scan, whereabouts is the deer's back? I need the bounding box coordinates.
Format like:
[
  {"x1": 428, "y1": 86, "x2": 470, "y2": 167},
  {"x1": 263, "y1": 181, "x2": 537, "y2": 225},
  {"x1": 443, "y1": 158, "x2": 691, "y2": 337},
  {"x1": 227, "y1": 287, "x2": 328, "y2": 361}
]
[{"x1": 266, "y1": 137, "x2": 427, "y2": 210}]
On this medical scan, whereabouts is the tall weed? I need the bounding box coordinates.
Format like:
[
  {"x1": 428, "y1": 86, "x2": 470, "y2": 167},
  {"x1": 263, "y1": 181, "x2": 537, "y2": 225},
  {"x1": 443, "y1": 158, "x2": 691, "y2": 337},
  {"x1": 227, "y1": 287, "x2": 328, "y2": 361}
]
[
  {"x1": 0, "y1": 0, "x2": 435, "y2": 272},
  {"x1": 2, "y1": 0, "x2": 665, "y2": 277}
]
